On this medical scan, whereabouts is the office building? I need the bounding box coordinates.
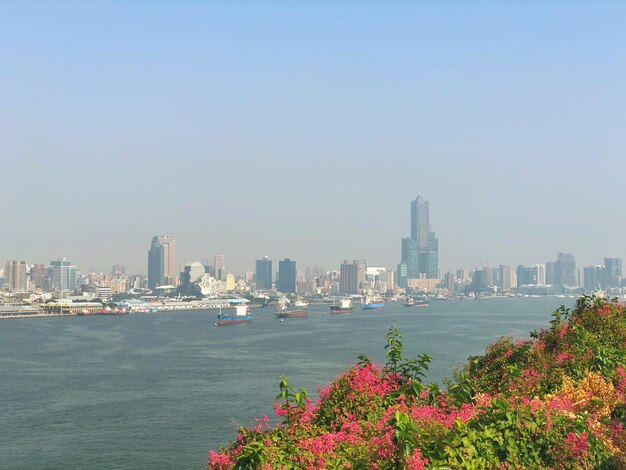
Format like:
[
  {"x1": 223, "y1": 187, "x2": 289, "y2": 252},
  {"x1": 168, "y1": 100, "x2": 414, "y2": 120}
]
[
  {"x1": 255, "y1": 257, "x2": 272, "y2": 290},
  {"x1": 583, "y1": 265, "x2": 603, "y2": 292},
  {"x1": 555, "y1": 252, "x2": 576, "y2": 286},
  {"x1": 46, "y1": 258, "x2": 77, "y2": 291},
  {"x1": 214, "y1": 254, "x2": 225, "y2": 280},
  {"x1": 340, "y1": 260, "x2": 359, "y2": 294},
  {"x1": 29, "y1": 264, "x2": 47, "y2": 289},
  {"x1": 277, "y1": 258, "x2": 297, "y2": 293},
  {"x1": 5, "y1": 260, "x2": 27, "y2": 290},
  {"x1": 603, "y1": 258, "x2": 623, "y2": 289},
  {"x1": 148, "y1": 235, "x2": 176, "y2": 289}
]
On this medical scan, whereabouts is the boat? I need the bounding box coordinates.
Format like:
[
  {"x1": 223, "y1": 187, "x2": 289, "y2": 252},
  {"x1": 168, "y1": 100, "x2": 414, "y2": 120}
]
[
  {"x1": 362, "y1": 295, "x2": 385, "y2": 310},
  {"x1": 294, "y1": 299, "x2": 309, "y2": 308},
  {"x1": 330, "y1": 298, "x2": 353, "y2": 314},
  {"x1": 97, "y1": 308, "x2": 127, "y2": 315},
  {"x1": 403, "y1": 298, "x2": 429, "y2": 308},
  {"x1": 216, "y1": 304, "x2": 252, "y2": 326},
  {"x1": 275, "y1": 303, "x2": 308, "y2": 319},
  {"x1": 362, "y1": 301, "x2": 385, "y2": 310}
]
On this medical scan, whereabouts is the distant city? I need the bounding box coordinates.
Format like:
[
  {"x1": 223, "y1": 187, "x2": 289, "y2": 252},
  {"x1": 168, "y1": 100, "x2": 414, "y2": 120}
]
[{"x1": 1, "y1": 195, "x2": 623, "y2": 317}]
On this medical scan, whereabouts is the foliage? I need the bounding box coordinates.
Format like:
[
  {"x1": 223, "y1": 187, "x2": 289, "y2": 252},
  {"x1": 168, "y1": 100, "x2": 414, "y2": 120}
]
[{"x1": 209, "y1": 296, "x2": 626, "y2": 469}]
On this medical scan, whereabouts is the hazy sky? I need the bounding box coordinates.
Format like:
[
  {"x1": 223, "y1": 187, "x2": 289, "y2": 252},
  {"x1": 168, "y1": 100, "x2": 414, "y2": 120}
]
[{"x1": 2, "y1": 2, "x2": 625, "y2": 276}]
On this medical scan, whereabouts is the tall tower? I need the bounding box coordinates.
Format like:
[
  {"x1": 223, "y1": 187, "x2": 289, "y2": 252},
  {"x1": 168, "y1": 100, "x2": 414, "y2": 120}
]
[
  {"x1": 5, "y1": 260, "x2": 27, "y2": 290},
  {"x1": 213, "y1": 254, "x2": 225, "y2": 280},
  {"x1": 148, "y1": 235, "x2": 176, "y2": 289},
  {"x1": 255, "y1": 257, "x2": 273, "y2": 290},
  {"x1": 277, "y1": 258, "x2": 297, "y2": 294},
  {"x1": 402, "y1": 196, "x2": 438, "y2": 279}
]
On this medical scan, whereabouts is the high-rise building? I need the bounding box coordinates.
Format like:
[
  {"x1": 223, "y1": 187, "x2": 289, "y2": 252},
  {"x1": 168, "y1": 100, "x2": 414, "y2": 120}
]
[
  {"x1": 534, "y1": 264, "x2": 546, "y2": 286},
  {"x1": 29, "y1": 264, "x2": 47, "y2": 289},
  {"x1": 401, "y1": 196, "x2": 439, "y2": 279},
  {"x1": 396, "y1": 262, "x2": 408, "y2": 289},
  {"x1": 603, "y1": 258, "x2": 623, "y2": 289},
  {"x1": 498, "y1": 265, "x2": 512, "y2": 291},
  {"x1": 255, "y1": 257, "x2": 272, "y2": 290},
  {"x1": 148, "y1": 235, "x2": 176, "y2": 289},
  {"x1": 46, "y1": 258, "x2": 77, "y2": 291},
  {"x1": 214, "y1": 254, "x2": 225, "y2": 280},
  {"x1": 583, "y1": 265, "x2": 603, "y2": 292},
  {"x1": 340, "y1": 260, "x2": 359, "y2": 294},
  {"x1": 277, "y1": 258, "x2": 297, "y2": 293},
  {"x1": 555, "y1": 252, "x2": 576, "y2": 286},
  {"x1": 5, "y1": 260, "x2": 27, "y2": 290},
  {"x1": 545, "y1": 261, "x2": 557, "y2": 285}
]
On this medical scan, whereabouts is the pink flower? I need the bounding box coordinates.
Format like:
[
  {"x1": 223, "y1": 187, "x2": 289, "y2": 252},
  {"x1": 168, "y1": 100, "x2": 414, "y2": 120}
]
[
  {"x1": 406, "y1": 448, "x2": 429, "y2": 469},
  {"x1": 564, "y1": 432, "x2": 588, "y2": 457},
  {"x1": 556, "y1": 352, "x2": 574, "y2": 364},
  {"x1": 503, "y1": 349, "x2": 513, "y2": 359},
  {"x1": 208, "y1": 450, "x2": 233, "y2": 469}
]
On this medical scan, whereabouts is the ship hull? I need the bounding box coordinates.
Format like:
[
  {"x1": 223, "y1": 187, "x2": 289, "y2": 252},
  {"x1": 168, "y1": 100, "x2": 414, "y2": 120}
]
[
  {"x1": 275, "y1": 308, "x2": 308, "y2": 319},
  {"x1": 403, "y1": 303, "x2": 429, "y2": 308},
  {"x1": 362, "y1": 302, "x2": 385, "y2": 310},
  {"x1": 330, "y1": 307, "x2": 353, "y2": 314},
  {"x1": 217, "y1": 314, "x2": 252, "y2": 325}
]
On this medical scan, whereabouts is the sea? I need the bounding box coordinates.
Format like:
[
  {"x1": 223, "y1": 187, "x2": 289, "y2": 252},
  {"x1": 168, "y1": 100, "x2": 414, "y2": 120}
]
[{"x1": 0, "y1": 297, "x2": 574, "y2": 469}]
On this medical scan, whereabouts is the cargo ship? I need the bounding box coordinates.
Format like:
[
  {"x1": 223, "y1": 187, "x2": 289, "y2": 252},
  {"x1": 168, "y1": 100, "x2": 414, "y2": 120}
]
[
  {"x1": 330, "y1": 298, "x2": 353, "y2": 314},
  {"x1": 362, "y1": 301, "x2": 385, "y2": 310},
  {"x1": 216, "y1": 305, "x2": 252, "y2": 325},
  {"x1": 362, "y1": 295, "x2": 385, "y2": 310},
  {"x1": 275, "y1": 303, "x2": 308, "y2": 319},
  {"x1": 403, "y1": 298, "x2": 429, "y2": 308}
]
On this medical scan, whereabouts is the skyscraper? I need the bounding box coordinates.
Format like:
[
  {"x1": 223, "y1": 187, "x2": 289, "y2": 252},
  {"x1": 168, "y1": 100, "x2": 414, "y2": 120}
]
[
  {"x1": 555, "y1": 252, "x2": 576, "y2": 287},
  {"x1": 401, "y1": 195, "x2": 439, "y2": 279},
  {"x1": 340, "y1": 260, "x2": 359, "y2": 294},
  {"x1": 277, "y1": 258, "x2": 297, "y2": 294},
  {"x1": 255, "y1": 257, "x2": 272, "y2": 290},
  {"x1": 46, "y1": 258, "x2": 77, "y2": 291},
  {"x1": 603, "y1": 258, "x2": 622, "y2": 289},
  {"x1": 5, "y1": 260, "x2": 27, "y2": 290},
  {"x1": 214, "y1": 254, "x2": 225, "y2": 280},
  {"x1": 148, "y1": 235, "x2": 176, "y2": 289}
]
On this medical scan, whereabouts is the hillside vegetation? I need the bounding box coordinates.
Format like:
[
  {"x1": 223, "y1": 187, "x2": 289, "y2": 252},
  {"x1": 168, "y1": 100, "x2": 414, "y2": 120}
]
[{"x1": 209, "y1": 296, "x2": 626, "y2": 469}]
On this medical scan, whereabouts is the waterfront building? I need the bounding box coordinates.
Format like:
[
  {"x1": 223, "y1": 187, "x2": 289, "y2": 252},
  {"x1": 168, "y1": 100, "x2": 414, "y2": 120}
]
[
  {"x1": 603, "y1": 258, "x2": 623, "y2": 289},
  {"x1": 444, "y1": 271, "x2": 456, "y2": 293},
  {"x1": 46, "y1": 258, "x2": 77, "y2": 292},
  {"x1": 179, "y1": 261, "x2": 206, "y2": 295},
  {"x1": 148, "y1": 235, "x2": 176, "y2": 289},
  {"x1": 497, "y1": 265, "x2": 512, "y2": 292},
  {"x1": 5, "y1": 260, "x2": 27, "y2": 291},
  {"x1": 255, "y1": 257, "x2": 272, "y2": 290},
  {"x1": 583, "y1": 265, "x2": 603, "y2": 292},
  {"x1": 29, "y1": 264, "x2": 47, "y2": 290},
  {"x1": 340, "y1": 260, "x2": 359, "y2": 294},
  {"x1": 555, "y1": 252, "x2": 576, "y2": 287},
  {"x1": 400, "y1": 196, "x2": 439, "y2": 279},
  {"x1": 225, "y1": 273, "x2": 236, "y2": 292},
  {"x1": 396, "y1": 262, "x2": 408, "y2": 289},
  {"x1": 277, "y1": 258, "x2": 296, "y2": 294},
  {"x1": 545, "y1": 261, "x2": 557, "y2": 285},
  {"x1": 534, "y1": 264, "x2": 546, "y2": 286}
]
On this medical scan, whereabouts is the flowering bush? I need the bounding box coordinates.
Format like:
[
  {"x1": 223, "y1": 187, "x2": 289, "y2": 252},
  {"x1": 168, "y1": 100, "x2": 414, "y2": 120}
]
[{"x1": 209, "y1": 296, "x2": 626, "y2": 469}]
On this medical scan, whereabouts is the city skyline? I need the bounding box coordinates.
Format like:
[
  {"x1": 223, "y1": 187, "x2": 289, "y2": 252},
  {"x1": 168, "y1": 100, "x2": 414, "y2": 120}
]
[{"x1": 2, "y1": 3, "x2": 626, "y2": 275}]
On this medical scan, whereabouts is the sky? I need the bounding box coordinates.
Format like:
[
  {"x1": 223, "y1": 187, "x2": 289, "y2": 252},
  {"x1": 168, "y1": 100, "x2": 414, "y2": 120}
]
[{"x1": 2, "y1": 1, "x2": 626, "y2": 276}]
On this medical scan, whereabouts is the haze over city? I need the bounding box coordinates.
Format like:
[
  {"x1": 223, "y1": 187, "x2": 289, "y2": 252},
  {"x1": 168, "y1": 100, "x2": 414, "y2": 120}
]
[{"x1": 2, "y1": 2, "x2": 626, "y2": 275}]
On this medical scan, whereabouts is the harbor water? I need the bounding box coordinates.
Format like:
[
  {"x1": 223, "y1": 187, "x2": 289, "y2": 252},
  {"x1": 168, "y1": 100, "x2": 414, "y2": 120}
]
[{"x1": 0, "y1": 297, "x2": 574, "y2": 469}]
